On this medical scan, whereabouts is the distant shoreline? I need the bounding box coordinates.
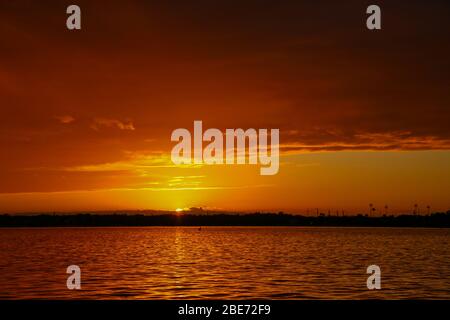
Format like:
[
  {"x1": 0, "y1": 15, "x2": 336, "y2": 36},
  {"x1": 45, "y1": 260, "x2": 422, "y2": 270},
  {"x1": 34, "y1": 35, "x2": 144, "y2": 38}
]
[{"x1": 1, "y1": 212, "x2": 449, "y2": 228}]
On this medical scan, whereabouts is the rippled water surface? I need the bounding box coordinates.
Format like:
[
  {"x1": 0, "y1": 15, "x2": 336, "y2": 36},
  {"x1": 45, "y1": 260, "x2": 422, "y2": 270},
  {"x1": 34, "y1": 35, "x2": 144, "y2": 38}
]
[{"x1": 0, "y1": 227, "x2": 449, "y2": 299}]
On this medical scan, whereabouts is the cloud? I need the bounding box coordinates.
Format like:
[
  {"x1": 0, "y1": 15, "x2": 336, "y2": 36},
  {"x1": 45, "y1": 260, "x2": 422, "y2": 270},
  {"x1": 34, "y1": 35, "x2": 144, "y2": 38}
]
[
  {"x1": 91, "y1": 118, "x2": 135, "y2": 131},
  {"x1": 281, "y1": 131, "x2": 450, "y2": 152},
  {"x1": 54, "y1": 115, "x2": 75, "y2": 124},
  {"x1": 63, "y1": 152, "x2": 199, "y2": 173}
]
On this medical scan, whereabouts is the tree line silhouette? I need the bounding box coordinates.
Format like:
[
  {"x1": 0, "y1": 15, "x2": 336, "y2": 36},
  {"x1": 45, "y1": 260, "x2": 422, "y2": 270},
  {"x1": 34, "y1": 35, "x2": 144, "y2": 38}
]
[{"x1": 0, "y1": 210, "x2": 449, "y2": 227}]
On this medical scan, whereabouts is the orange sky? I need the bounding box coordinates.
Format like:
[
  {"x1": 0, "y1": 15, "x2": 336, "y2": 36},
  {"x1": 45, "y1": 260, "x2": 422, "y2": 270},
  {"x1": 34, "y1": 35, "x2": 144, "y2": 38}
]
[{"x1": 1, "y1": 1, "x2": 449, "y2": 214}]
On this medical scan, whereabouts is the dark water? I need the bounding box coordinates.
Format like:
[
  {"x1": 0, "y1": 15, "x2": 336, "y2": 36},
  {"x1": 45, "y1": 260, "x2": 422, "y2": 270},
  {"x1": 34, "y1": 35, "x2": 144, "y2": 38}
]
[{"x1": 0, "y1": 227, "x2": 449, "y2": 299}]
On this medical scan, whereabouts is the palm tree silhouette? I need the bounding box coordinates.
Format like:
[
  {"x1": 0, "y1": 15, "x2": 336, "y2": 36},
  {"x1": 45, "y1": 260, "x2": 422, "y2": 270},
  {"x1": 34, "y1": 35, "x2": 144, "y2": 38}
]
[
  {"x1": 384, "y1": 205, "x2": 388, "y2": 215},
  {"x1": 414, "y1": 203, "x2": 418, "y2": 215},
  {"x1": 426, "y1": 205, "x2": 431, "y2": 215},
  {"x1": 369, "y1": 203, "x2": 373, "y2": 217}
]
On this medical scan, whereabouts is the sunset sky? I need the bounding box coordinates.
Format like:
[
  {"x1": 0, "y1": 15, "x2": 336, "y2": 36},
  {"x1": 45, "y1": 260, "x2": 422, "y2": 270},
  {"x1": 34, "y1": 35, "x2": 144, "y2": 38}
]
[{"x1": 1, "y1": 1, "x2": 449, "y2": 214}]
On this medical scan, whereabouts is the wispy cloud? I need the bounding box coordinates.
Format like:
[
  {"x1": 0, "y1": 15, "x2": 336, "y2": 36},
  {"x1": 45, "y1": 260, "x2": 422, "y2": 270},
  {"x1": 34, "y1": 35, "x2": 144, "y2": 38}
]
[
  {"x1": 64, "y1": 152, "x2": 201, "y2": 173},
  {"x1": 54, "y1": 115, "x2": 75, "y2": 124},
  {"x1": 281, "y1": 131, "x2": 450, "y2": 152},
  {"x1": 91, "y1": 118, "x2": 135, "y2": 131}
]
